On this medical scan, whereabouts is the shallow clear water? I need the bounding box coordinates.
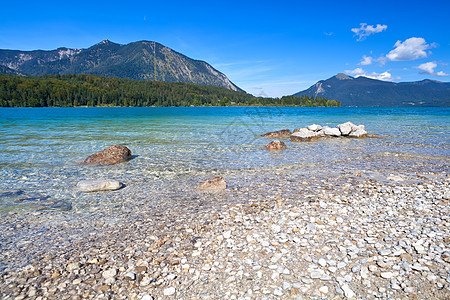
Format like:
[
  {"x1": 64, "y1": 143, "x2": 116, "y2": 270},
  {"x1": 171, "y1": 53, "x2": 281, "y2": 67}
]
[{"x1": 0, "y1": 107, "x2": 449, "y2": 213}]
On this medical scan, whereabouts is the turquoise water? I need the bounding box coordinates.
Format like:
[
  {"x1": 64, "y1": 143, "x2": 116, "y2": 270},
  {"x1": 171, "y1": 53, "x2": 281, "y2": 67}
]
[{"x1": 0, "y1": 107, "x2": 449, "y2": 212}]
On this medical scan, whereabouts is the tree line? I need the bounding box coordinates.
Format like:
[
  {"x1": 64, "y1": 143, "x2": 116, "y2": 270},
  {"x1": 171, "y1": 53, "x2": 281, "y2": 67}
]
[{"x1": 0, "y1": 74, "x2": 340, "y2": 107}]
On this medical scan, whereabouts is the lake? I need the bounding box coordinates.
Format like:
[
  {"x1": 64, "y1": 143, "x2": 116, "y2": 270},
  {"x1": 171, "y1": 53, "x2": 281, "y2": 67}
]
[{"x1": 0, "y1": 106, "x2": 449, "y2": 214}]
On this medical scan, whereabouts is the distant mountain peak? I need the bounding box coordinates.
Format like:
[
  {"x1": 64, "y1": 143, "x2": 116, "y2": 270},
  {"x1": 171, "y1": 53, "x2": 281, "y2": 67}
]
[
  {"x1": 335, "y1": 73, "x2": 352, "y2": 80},
  {"x1": 294, "y1": 74, "x2": 450, "y2": 107},
  {"x1": 0, "y1": 40, "x2": 242, "y2": 92},
  {"x1": 420, "y1": 79, "x2": 442, "y2": 84},
  {"x1": 99, "y1": 39, "x2": 113, "y2": 44}
]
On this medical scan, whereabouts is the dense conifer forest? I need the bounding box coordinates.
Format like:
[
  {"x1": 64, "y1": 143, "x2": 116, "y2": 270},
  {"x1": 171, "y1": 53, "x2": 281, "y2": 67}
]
[{"x1": 0, "y1": 74, "x2": 341, "y2": 107}]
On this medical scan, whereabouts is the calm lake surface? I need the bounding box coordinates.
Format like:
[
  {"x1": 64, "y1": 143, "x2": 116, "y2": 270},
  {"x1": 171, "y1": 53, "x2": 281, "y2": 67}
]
[{"x1": 0, "y1": 107, "x2": 449, "y2": 213}]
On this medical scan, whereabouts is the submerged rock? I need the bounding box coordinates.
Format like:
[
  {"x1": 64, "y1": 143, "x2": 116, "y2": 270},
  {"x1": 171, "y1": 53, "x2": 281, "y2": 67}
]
[
  {"x1": 198, "y1": 176, "x2": 227, "y2": 191},
  {"x1": 261, "y1": 129, "x2": 292, "y2": 138},
  {"x1": 265, "y1": 140, "x2": 287, "y2": 150},
  {"x1": 82, "y1": 145, "x2": 131, "y2": 165},
  {"x1": 77, "y1": 179, "x2": 123, "y2": 192}
]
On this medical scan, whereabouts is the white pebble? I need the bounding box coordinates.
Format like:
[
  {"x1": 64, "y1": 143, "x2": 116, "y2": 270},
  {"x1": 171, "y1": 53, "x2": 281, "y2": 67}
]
[
  {"x1": 163, "y1": 287, "x2": 176, "y2": 296},
  {"x1": 319, "y1": 286, "x2": 329, "y2": 294}
]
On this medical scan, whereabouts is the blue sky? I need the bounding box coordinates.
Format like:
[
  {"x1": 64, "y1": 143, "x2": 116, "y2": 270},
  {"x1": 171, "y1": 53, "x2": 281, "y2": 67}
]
[{"x1": 1, "y1": 0, "x2": 449, "y2": 97}]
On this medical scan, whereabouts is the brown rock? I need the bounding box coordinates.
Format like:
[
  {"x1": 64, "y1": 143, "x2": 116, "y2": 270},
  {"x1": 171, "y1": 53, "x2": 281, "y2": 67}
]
[
  {"x1": 290, "y1": 134, "x2": 320, "y2": 142},
  {"x1": 198, "y1": 176, "x2": 227, "y2": 192},
  {"x1": 367, "y1": 134, "x2": 387, "y2": 138},
  {"x1": 261, "y1": 129, "x2": 292, "y2": 138},
  {"x1": 265, "y1": 140, "x2": 287, "y2": 151},
  {"x1": 82, "y1": 145, "x2": 131, "y2": 165}
]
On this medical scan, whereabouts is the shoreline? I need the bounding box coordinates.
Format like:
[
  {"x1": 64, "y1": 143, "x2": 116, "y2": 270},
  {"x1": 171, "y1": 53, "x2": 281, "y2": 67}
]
[{"x1": 0, "y1": 157, "x2": 449, "y2": 299}]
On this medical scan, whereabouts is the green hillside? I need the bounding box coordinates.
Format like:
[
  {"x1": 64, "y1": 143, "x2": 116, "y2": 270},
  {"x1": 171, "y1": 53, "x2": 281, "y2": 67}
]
[{"x1": 0, "y1": 74, "x2": 340, "y2": 107}]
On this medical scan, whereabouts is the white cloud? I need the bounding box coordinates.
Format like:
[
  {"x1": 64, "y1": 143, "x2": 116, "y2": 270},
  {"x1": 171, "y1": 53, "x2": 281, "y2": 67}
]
[
  {"x1": 359, "y1": 55, "x2": 373, "y2": 66},
  {"x1": 416, "y1": 61, "x2": 448, "y2": 76},
  {"x1": 345, "y1": 67, "x2": 365, "y2": 77},
  {"x1": 351, "y1": 23, "x2": 387, "y2": 41},
  {"x1": 376, "y1": 56, "x2": 387, "y2": 66},
  {"x1": 345, "y1": 67, "x2": 395, "y2": 81},
  {"x1": 417, "y1": 61, "x2": 437, "y2": 74},
  {"x1": 386, "y1": 37, "x2": 435, "y2": 61}
]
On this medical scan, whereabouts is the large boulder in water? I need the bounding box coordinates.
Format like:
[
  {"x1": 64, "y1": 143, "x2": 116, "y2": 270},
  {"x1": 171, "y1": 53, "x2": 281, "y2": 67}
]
[
  {"x1": 82, "y1": 145, "x2": 131, "y2": 165},
  {"x1": 198, "y1": 176, "x2": 227, "y2": 192},
  {"x1": 261, "y1": 129, "x2": 292, "y2": 138}
]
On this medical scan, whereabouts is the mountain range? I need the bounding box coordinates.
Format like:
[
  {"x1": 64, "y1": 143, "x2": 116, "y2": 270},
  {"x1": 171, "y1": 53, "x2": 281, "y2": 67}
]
[
  {"x1": 0, "y1": 40, "x2": 241, "y2": 92},
  {"x1": 294, "y1": 73, "x2": 450, "y2": 107},
  {"x1": 1, "y1": 40, "x2": 449, "y2": 107}
]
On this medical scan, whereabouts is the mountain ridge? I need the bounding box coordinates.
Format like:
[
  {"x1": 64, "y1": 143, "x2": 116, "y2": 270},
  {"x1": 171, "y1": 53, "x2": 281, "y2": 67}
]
[
  {"x1": 0, "y1": 40, "x2": 242, "y2": 92},
  {"x1": 294, "y1": 74, "x2": 450, "y2": 107}
]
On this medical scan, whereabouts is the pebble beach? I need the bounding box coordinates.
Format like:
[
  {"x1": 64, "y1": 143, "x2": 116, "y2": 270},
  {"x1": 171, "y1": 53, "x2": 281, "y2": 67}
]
[{"x1": 1, "y1": 154, "x2": 449, "y2": 299}]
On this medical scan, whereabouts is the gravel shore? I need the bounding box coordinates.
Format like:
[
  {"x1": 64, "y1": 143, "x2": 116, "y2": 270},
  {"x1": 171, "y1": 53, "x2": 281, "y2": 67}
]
[{"x1": 1, "y1": 156, "x2": 449, "y2": 299}]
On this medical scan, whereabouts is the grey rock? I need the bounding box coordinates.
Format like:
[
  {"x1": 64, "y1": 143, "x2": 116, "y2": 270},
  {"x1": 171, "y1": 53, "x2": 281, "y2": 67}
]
[{"x1": 77, "y1": 179, "x2": 123, "y2": 192}]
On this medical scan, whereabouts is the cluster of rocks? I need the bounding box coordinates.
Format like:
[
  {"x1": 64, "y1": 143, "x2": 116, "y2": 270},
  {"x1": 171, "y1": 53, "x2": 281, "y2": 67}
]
[
  {"x1": 262, "y1": 122, "x2": 370, "y2": 145},
  {"x1": 291, "y1": 122, "x2": 368, "y2": 141}
]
